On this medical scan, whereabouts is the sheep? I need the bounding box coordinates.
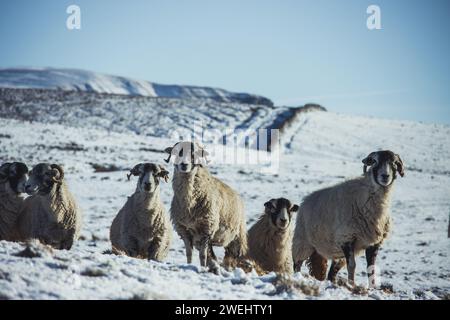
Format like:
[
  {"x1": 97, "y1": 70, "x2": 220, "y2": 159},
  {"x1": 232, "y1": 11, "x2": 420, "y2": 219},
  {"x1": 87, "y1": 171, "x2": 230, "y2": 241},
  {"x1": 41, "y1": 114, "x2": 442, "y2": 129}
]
[
  {"x1": 164, "y1": 141, "x2": 248, "y2": 270},
  {"x1": 247, "y1": 198, "x2": 299, "y2": 275},
  {"x1": 17, "y1": 163, "x2": 82, "y2": 250},
  {"x1": 110, "y1": 163, "x2": 172, "y2": 261},
  {"x1": 292, "y1": 150, "x2": 405, "y2": 287},
  {"x1": 0, "y1": 162, "x2": 29, "y2": 241}
]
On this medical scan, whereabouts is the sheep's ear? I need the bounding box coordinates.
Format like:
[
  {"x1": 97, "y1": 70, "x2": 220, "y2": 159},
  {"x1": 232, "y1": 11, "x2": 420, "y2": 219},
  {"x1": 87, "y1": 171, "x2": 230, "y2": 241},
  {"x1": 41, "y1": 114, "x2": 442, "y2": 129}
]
[
  {"x1": 157, "y1": 165, "x2": 170, "y2": 183},
  {"x1": 394, "y1": 154, "x2": 405, "y2": 177},
  {"x1": 264, "y1": 199, "x2": 277, "y2": 211},
  {"x1": 362, "y1": 152, "x2": 378, "y2": 166},
  {"x1": 291, "y1": 204, "x2": 299, "y2": 213},
  {"x1": 362, "y1": 152, "x2": 378, "y2": 174}
]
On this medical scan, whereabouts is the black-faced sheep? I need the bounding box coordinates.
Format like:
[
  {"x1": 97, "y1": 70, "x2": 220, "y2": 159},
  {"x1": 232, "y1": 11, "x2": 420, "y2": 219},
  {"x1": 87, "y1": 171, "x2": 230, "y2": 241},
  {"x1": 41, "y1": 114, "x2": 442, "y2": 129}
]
[
  {"x1": 110, "y1": 163, "x2": 172, "y2": 261},
  {"x1": 292, "y1": 150, "x2": 405, "y2": 287},
  {"x1": 247, "y1": 198, "x2": 299, "y2": 275},
  {"x1": 17, "y1": 163, "x2": 82, "y2": 250},
  {"x1": 0, "y1": 162, "x2": 29, "y2": 241},
  {"x1": 164, "y1": 141, "x2": 248, "y2": 270}
]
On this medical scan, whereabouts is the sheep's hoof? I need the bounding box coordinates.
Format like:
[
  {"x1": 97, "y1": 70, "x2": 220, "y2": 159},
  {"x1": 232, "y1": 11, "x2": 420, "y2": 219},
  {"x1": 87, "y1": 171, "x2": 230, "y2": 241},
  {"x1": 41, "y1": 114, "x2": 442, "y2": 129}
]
[
  {"x1": 207, "y1": 261, "x2": 220, "y2": 275},
  {"x1": 344, "y1": 280, "x2": 356, "y2": 291}
]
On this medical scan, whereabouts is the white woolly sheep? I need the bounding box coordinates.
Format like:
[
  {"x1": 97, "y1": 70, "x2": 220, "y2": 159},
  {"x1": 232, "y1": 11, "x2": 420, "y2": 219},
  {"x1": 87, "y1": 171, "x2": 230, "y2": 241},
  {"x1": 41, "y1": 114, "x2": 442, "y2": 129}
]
[
  {"x1": 292, "y1": 150, "x2": 404, "y2": 287},
  {"x1": 247, "y1": 198, "x2": 299, "y2": 274},
  {"x1": 0, "y1": 162, "x2": 29, "y2": 241},
  {"x1": 110, "y1": 163, "x2": 172, "y2": 261},
  {"x1": 164, "y1": 141, "x2": 248, "y2": 270},
  {"x1": 17, "y1": 163, "x2": 82, "y2": 250}
]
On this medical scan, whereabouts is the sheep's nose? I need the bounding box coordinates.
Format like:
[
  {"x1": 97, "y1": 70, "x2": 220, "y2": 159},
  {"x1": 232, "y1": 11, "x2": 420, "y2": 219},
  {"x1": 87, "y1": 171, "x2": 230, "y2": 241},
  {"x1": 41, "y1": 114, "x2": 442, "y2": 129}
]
[
  {"x1": 144, "y1": 182, "x2": 151, "y2": 190},
  {"x1": 381, "y1": 174, "x2": 389, "y2": 180}
]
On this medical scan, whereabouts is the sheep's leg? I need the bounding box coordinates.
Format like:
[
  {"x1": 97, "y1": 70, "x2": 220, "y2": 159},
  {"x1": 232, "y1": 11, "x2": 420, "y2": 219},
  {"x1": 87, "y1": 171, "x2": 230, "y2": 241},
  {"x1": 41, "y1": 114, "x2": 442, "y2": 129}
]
[
  {"x1": 198, "y1": 235, "x2": 210, "y2": 267},
  {"x1": 223, "y1": 238, "x2": 243, "y2": 271},
  {"x1": 147, "y1": 238, "x2": 162, "y2": 261},
  {"x1": 126, "y1": 236, "x2": 139, "y2": 257},
  {"x1": 293, "y1": 260, "x2": 304, "y2": 273},
  {"x1": 327, "y1": 258, "x2": 346, "y2": 282},
  {"x1": 183, "y1": 238, "x2": 193, "y2": 263},
  {"x1": 59, "y1": 238, "x2": 73, "y2": 250},
  {"x1": 177, "y1": 226, "x2": 193, "y2": 263},
  {"x1": 207, "y1": 244, "x2": 220, "y2": 275},
  {"x1": 222, "y1": 247, "x2": 236, "y2": 271},
  {"x1": 307, "y1": 251, "x2": 328, "y2": 281},
  {"x1": 292, "y1": 244, "x2": 314, "y2": 273},
  {"x1": 342, "y1": 241, "x2": 356, "y2": 286},
  {"x1": 59, "y1": 229, "x2": 75, "y2": 250},
  {"x1": 365, "y1": 243, "x2": 380, "y2": 288},
  {"x1": 208, "y1": 244, "x2": 217, "y2": 262}
]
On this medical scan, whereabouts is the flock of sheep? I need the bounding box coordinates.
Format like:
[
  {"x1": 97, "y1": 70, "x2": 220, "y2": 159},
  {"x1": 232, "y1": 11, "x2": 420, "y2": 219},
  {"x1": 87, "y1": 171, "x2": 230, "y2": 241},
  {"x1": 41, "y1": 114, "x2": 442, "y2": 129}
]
[{"x1": 0, "y1": 140, "x2": 405, "y2": 288}]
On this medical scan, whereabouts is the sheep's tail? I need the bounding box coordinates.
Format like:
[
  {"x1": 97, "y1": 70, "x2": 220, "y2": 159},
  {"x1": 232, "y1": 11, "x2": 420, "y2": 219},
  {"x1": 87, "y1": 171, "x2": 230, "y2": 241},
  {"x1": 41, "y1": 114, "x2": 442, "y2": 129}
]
[{"x1": 306, "y1": 251, "x2": 328, "y2": 281}]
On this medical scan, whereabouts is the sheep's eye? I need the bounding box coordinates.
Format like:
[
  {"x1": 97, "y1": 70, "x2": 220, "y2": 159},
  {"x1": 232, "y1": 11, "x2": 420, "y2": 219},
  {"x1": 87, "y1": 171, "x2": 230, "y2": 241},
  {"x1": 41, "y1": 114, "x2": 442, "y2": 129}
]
[{"x1": 179, "y1": 149, "x2": 183, "y2": 157}]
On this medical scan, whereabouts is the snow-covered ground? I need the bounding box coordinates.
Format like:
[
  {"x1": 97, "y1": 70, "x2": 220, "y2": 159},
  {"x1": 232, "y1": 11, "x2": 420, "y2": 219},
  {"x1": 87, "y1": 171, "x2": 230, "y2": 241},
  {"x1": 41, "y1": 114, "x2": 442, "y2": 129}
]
[{"x1": 0, "y1": 106, "x2": 449, "y2": 299}]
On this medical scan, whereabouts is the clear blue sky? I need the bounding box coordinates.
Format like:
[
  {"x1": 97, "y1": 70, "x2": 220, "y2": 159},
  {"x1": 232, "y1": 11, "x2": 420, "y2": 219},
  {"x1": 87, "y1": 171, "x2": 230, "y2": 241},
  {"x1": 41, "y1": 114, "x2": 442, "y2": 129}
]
[{"x1": 1, "y1": 0, "x2": 449, "y2": 124}]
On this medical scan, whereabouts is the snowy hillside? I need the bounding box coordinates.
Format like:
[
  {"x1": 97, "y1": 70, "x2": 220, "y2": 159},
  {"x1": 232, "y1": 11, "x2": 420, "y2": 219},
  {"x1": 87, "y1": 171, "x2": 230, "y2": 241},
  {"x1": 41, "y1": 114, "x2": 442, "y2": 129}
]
[
  {"x1": 0, "y1": 68, "x2": 273, "y2": 106},
  {"x1": 0, "y1": 105, "x2": 449, "y2": 299},
  {"x1": 0, "y1": 88, "x2": 316, "y2": 151}
]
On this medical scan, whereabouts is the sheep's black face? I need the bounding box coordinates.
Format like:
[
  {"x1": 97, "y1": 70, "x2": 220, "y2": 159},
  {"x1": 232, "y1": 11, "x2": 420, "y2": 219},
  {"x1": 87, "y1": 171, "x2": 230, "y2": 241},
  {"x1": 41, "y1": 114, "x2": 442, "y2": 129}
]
[
  {"x1": 128, "y1": 163, "x2": 169, "y2": 193},
  {"x1": 0, "y1": 162, "x2": 29, "y2": 194},
  {"x1": 362, "y1": 150, "x2": 405, "y2": 187},
  {"x1": 164, "y1": 141, "x2": 209, "y2": 174},
  {"x1": 24, "y1": 163, "x2": 64, "y2": 195},
  {"x1": 264, "y1": 198, "x2": 299, "y2": 231}
]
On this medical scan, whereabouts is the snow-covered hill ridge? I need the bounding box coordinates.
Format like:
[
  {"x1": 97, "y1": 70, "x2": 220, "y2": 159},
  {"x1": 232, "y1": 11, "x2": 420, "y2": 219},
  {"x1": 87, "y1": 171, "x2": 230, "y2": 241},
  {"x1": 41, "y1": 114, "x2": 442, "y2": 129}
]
[
  {"x1": 0, "y1": 88, "x2": 322, "y2": 143},
  {"x1": 0, "y1": 68, "x2": 273, "y2": 106}
]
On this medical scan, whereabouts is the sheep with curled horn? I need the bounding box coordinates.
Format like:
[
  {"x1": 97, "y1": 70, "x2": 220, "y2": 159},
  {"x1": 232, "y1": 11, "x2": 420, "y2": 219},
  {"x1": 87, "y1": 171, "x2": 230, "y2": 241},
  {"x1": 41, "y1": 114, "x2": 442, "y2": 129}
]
[
  {"x1": 110, "y1": 163, "x2": 172, "y2": 261},
  {"x1": 16, "y1": 163, "x2": 82, "y2": 250},
  {"x1": 165, "y1": 141, "x2": 248, "y2": 272},
  {"x1": 292, "y1": 150, "x2": 404, "y2": 287},
  {"x1": 0, "y1": 162, "x2": 29, "y2": 241}
]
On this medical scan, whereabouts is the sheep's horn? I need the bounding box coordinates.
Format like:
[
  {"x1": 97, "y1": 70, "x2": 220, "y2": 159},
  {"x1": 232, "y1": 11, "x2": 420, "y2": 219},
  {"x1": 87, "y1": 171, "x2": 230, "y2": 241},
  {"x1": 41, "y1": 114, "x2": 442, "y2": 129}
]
[
  {"x1": 157, "y1": 165, "x2": 170, "y2": 182},
  {"x1": 127, "y1": 164, "x2": 143, "y2": 180},
  {"x1": 0, "y1": 163, "x2": 12, "y2": 180},
  {"x1": 50, "y1": 164, "x2": 64, "y2": 184}
]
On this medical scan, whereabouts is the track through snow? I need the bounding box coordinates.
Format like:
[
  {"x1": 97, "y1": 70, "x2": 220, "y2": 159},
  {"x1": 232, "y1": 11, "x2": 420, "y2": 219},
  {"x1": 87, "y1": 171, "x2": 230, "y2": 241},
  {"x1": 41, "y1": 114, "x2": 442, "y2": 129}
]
[{"x1": 0, "y1": 111, "x2": 449, "y2": 300}]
